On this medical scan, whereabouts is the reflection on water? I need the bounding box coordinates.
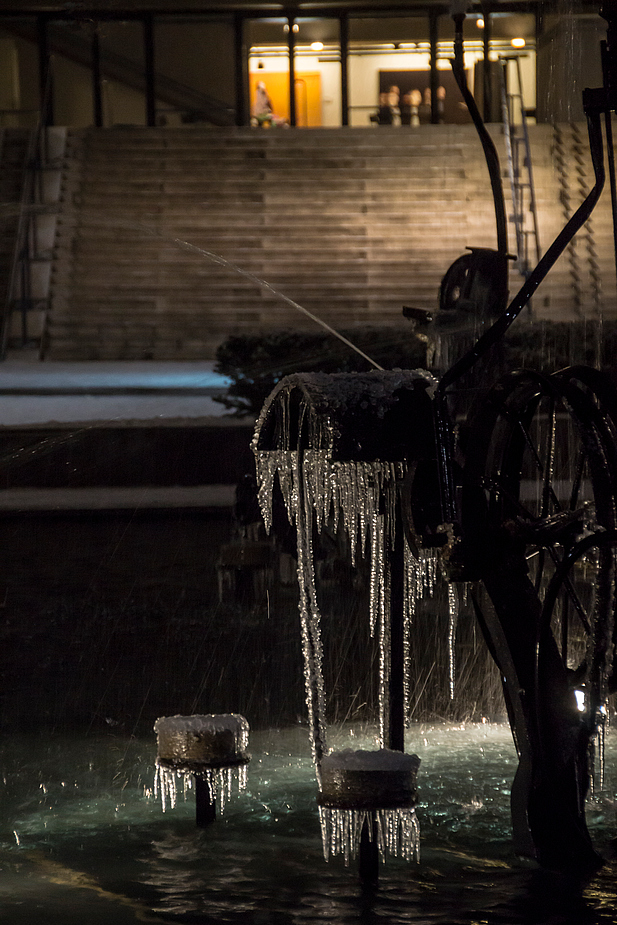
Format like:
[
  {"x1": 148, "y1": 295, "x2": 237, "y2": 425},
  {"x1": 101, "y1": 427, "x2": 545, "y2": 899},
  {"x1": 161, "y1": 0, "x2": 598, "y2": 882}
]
[{"x1": 1, "y1": 723, "x2": 617, "y2": 924}]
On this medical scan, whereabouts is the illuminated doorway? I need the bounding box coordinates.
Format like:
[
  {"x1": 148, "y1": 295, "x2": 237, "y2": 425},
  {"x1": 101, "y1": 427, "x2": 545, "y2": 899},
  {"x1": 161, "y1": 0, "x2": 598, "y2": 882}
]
[{"x1": 249, "y1": 71, "x2": 322, "y2": 126}]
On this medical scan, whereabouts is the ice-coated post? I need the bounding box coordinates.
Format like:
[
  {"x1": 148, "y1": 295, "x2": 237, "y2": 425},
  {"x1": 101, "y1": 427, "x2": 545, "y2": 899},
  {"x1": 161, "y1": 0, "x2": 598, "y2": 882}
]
[
  {"x1": 359, "y1": 817, "x2": 379, "y2": 886},
  {"x1": 194, "y1": 775, "x2": 216, "y2": 827}
]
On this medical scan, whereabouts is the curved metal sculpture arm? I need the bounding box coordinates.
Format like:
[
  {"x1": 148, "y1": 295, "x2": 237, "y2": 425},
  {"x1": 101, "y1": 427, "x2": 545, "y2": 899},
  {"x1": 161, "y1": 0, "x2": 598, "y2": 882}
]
[
  {"x1": 437, "y1": 109, "x2": 606, "y2": 395},
  {"x1": 450, "y1": 19, "x2": 508, "y2": 256}
]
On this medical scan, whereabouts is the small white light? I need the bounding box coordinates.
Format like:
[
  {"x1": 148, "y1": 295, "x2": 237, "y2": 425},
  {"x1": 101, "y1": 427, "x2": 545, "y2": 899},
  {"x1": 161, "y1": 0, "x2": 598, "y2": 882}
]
[
  {"x1": 477, "y1": 18, "x2": 485, "y2": 28},
  {"x1": 511, "y1": 37, "x2": 526, "y2": 48},
  {"x1": 293, "y1": 23, "x2": 299, "y2": 33},
  {"x1": 575, "y1": 689, "x2": 586, "y2": 712},
  {"x1": 310, "y1": 41, "x2": 324, "y2": 51}
]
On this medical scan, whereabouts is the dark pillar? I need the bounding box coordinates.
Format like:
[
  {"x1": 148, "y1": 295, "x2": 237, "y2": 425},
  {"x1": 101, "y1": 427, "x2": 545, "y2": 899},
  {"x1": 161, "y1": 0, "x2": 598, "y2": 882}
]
[
  {"x1": 535, "y1": 7, "x2": 543, "y2": 123},
  {"x1": 194, "y1": 775, "x2": 216, "y2": 826},
  {"x1": 287, "y1": 15, "x2": 296, "y2": 127},
  {"x1": 340, "y1": 13, "x2": 349, "y2": 126},
  {"x1": 429, "y1": 12, "x2": 439, "y2": 125},
  {"x1": 483, "y1": 9, "x2": 492, "y2": 124},
  {"x1": 143, "y1": 14, "x2": 156, "y2": 127},
  {"x1": 92, "y1": 25, "x2": 103, "y2": 128},
  {"x1": 359, "y1": 817, "x2": 379, "y2": 886},
  {"x1": 37, "y1": 15, "x2": 53, "y2": 126},
  {"x1": 233, "y1": 12, "x2": 248, "y2": 126}
]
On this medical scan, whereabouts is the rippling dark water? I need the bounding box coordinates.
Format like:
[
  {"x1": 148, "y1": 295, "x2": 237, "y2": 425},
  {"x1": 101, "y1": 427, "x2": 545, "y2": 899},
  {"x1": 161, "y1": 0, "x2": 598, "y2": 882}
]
[{"x1": 2, "y1": 723, "x2": 617, "y2": 924}]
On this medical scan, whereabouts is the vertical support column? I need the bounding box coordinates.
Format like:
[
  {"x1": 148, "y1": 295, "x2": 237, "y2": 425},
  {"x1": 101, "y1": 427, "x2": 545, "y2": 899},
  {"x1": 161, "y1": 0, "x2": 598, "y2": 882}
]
[
  {"x1": 287, "y1": 15, "x2": 296, "y2": 127},
  {"x1": 194, "y1": 775, "x2": 216, "y2": 826},
  {"x1": 92, "y1": 25, "x2": 103, "y2": 128},
  {"x1": 340, "y1": 13, "x2": 349, "y2": 127},
  {"x1": 233, "y1": 12, "x2": 249, "y2": 127},
  {"x1": 429, "y1": 12, "x2": 440, "y2": 125},
  {"x1": 359, "y1": 818, "x2": 379, "y2": 886},
  {"x1": 483, "y1": 9, "x2": 493, "y2": 123},
  {"x1": 535, "y1": 8, "x2": 543, "y2": 124},
  {"x1": 37, "y1": 14, "x2": 53, "y2": 126},
  {"x1": 143, "y1": 13, "x2": 156, "y2": 127}
]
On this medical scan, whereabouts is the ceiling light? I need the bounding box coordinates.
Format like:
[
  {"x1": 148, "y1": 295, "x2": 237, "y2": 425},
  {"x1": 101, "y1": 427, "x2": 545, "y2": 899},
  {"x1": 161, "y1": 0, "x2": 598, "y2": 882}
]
[
  {"x1": 476, "y1": 17, "x2": 485, "y2": 28},
  {"x1": 311, "y1": 41, "x2": 324, "y2": 51},
  {"x1": 511, "y1": 37, "x2": 526, "y2": 48}
]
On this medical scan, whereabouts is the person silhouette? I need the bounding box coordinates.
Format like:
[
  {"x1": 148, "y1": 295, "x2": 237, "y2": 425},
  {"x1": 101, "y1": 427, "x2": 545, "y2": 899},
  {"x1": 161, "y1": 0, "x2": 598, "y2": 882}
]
[
  {"x1": 387, "y1": 85, "x2": 401, "y2": 125},
  {"x1": 253, "y1": 81, "x2": 273, "y2": 126}
]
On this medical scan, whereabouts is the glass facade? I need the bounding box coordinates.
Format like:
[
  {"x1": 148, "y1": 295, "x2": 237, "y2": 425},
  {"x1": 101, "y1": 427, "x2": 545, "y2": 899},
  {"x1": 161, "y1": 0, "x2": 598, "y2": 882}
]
[{"x1": 0, "y1": 8, "x2": 604, "y2": 129}]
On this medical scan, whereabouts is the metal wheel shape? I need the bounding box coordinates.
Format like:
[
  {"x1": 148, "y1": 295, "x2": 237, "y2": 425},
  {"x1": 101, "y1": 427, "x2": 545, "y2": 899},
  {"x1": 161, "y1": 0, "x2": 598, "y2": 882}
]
[
  {"x1": 465, "y1": 368, "x2": 617, "y2": 697},
  {"x1": 462, "y1": 367, "x2": 617, "y2": 870}
]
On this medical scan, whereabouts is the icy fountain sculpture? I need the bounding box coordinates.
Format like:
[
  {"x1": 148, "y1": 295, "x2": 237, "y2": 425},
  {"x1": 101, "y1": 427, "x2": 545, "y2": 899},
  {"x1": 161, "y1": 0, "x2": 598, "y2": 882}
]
[
  {"x1": 253, "y1": 369, "x2": 447, "y2": 865},
  {"x1": 154, "y1": 713, "x2": 250, "y2": 825}
]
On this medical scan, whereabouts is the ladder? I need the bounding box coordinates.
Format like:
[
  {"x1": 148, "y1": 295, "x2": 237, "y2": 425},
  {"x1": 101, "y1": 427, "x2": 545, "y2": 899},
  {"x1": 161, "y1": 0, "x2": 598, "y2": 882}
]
[{"x1": 500, "y1": 56, "x2": 541, "y2": 283}]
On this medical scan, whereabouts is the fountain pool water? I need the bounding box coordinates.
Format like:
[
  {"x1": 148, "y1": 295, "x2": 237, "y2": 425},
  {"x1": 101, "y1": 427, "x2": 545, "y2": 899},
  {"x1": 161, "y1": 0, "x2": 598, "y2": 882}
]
[{"x1": 2, "y1": 721, "x2": 617, "y2": 924}]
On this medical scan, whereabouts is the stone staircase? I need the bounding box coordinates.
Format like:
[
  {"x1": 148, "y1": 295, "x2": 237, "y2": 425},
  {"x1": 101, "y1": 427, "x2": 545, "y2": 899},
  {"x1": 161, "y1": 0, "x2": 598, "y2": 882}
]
[{"x1": 45, "y1": 124, "x2": 617, "y2": 361}]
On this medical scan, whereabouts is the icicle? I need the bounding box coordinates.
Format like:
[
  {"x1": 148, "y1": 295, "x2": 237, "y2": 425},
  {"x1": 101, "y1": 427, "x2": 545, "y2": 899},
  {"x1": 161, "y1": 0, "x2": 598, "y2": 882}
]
[
  {"x1": 402, "y1": 547, "x2": 441, "y2": 721},
  {"x1": 318, "y1": 807, "x2": 420, "y2": 864},
  {"x1": 591, "y1": 703, "x2": 609, "y2": 794},
  {"x1": 378, "y1": 547, "x2": 391, "y2": 750},
  {"x1": 369, "y1": 512, "x2": 384, "y2": 638},
  {"x1": 295, "y1": 453, "x2": 328, "y2": 772},
  {"x1": 153, "y1": 761, "x2": 248, "y2": 815},
  {"x1": 254, "y1": 392, "x2": 420, "y2": 772},
  {"x1": 447, "y1": 584, "x2": 459, "y2": 700}
]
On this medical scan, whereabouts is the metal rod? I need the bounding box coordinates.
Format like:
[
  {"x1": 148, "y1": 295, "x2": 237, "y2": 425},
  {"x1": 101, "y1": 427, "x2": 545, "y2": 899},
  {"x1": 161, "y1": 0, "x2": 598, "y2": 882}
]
[
  {"x1": 429, "y1": 12, "x2": 439, "y2": 124},
  {"x1": 359, "y1": 816, "x2": 379, "y2": 885},
  {"x1": 340, "y1": 13, "x2": 349, "y2": 126},
  {"x1": 287, "y1": 15, "x2": 296, "y2": 127},
  {"x1": 37, "y1": 15, "x2": 53, "y2": 126},
  {"x1": 234, "y1": 12, "x2": 247, "y2": 127},
  {"x1": 143, "y1": 14, "x2": 156, "y2": 127},
  {"x1": 92, "y1": 25, "x2": 103, "y2": 127},
  {"x1": 194, "y1": 776, "x2": 216, "y2": 827},
  {"x1": 483, "y1": 7, "x2": 492, "y2": 123},
  {"x1": 451, "y1": 12, "x2": 508, "y2": 256}
]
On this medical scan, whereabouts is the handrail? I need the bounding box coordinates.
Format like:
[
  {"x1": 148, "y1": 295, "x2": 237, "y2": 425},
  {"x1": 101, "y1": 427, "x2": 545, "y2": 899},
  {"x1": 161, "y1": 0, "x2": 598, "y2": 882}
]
[{"x1": 0, "y1": 58, "x2": 54, "y2": 359}]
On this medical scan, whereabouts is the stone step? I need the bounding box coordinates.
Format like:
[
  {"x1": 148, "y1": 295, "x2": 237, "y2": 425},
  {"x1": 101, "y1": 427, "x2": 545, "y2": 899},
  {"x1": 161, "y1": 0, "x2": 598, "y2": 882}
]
[{"x1": 46, "y1": 123, "x2": 616, "y2": 362}]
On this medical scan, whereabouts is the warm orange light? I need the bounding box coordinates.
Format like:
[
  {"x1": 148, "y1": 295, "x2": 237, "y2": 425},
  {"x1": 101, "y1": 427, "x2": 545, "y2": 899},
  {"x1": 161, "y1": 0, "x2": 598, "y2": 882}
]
[
  {"x1": 511, "y1": 37, "x2": 526, "y2": 48},
  {"x1": 310, "y1": 41, "x2": 324, "y2": 51},
  {"x1": 476, "y1": 17, "x2": 485, "y2": 28}
]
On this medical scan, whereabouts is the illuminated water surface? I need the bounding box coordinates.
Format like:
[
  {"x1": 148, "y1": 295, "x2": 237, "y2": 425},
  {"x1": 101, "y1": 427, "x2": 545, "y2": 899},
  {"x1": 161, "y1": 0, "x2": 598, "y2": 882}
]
[{"x1": 2, "y1": 722, "x2": 617, "y2": 924}]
